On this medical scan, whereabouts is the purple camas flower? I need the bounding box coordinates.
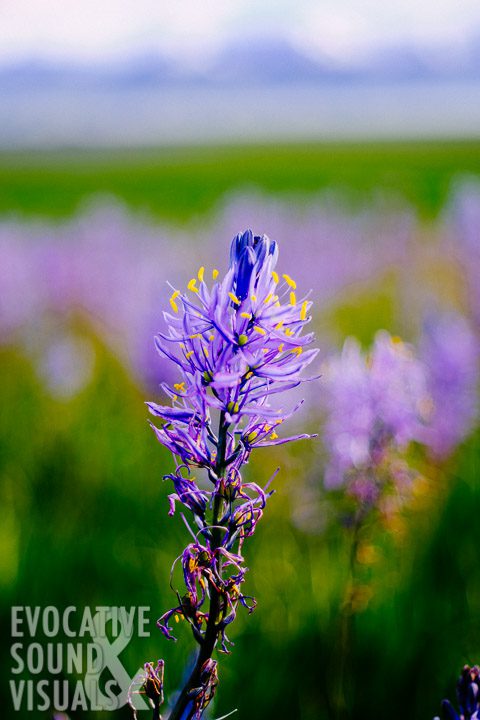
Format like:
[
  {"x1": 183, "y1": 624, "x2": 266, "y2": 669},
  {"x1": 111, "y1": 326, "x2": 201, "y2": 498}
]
[
  {"x1": 147, "y1": 230, "x2": 318, "y2": 719},
  {"x1": 322, "y1": 331, "x2": 430, "y2": 513},
  {"x1": 436, "y1": 665, "x2": 480, "y2": 720},
  {"x1": 419, "y1": 312, "x2": 479, "y2": 459}
]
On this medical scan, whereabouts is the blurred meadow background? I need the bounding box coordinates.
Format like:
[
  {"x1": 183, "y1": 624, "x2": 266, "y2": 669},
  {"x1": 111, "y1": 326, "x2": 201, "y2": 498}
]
[{"x1": 1, "y1": 2, "x2": 480, "y2": 720}]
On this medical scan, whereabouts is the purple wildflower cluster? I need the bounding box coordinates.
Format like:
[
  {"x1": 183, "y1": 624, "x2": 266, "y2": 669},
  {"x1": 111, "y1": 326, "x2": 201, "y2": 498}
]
[
  {"x1": 420, "y1": 312, "x2": 479, "y2": 458},
  {"x1": 147, "y1": 230, "x2": 317, "y2": 719},
  {"x1": 322, "y1": 331, "x2": 430, "y2": 516},
  {"x1": 436, "y1": 665, "x2": 480, "y2": 720}
]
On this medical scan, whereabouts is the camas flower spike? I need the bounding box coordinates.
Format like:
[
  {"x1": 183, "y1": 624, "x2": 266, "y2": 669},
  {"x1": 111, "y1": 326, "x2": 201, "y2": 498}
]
[{"x1": 143, "y1": 230, "x2": 318, "y2": 720}]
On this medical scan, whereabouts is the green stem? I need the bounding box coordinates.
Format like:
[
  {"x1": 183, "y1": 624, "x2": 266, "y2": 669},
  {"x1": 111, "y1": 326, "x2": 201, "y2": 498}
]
[{"x1": 167, "y1": 413, "x2": 228, "y2": 720}]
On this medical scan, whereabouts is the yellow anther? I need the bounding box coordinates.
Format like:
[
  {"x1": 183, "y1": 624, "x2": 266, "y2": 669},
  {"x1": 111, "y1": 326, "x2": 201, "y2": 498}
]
[
  {"x1": 251, "y1": 294, "x2": 257, "y2": 302},
  {"x1": 285, "y1": 327, "x2": 294, "y2": 337},
  {"x1": 289, "y1": 291, "x2": 297, "y2": 306},
  {"x1": 212, "y1": 268, "x2": 219, "y2": 280},
  {"x1": 203, "y1": 347, "x2": 209, "y2": 358},
  {"x1": 264, "y1": 424, "x2": 272, "y2": 432},
  {"x1": 172, "y1": 394, "x2": 178, "y2": 402},
  {"x1": 240, "y1": 312, "x2": 252, "y2": 319},
  {"x1": 291, "y1": 347, "x2": 303, "y2": 355},
  {"x1": 189, "y1": 333, "x2": 201, "y2": 339},
  {"x1": 185, "y1": 350, "x2": 194, "y2": 359},
  {"x1": 300, "y1": 300, "x2": 308, "y2": 321},
  {"x1": 246, "y1": 430, "x2": 258, "y2": 442},
  {"x1": 270, "y1": 432, "x2": 279, "y2": 440},
  {"x1": 391, "y1": 335, "x2": 403, "y2": 345},
  {"x1": 187, "y1": 278, "x2": 199, "y2": 293},
  {"x1": 169, "y1": 290, "x2": 181, "y2": 313},
  {"x1": 174, "y1": 382, "x2": 185, "y2": 392},
  {"x1": 278, "y1": 343, "x2": 284, "y2": 352},
  {"x1": 275, "y1": 320, "x2": 284, "y2": 330},
  {"x1": 262, "y1": 348, "x2": 268, "y2": 353},
  {"x1": 275, "y1": 418, "x2": 283, "y2": 425},
  {"x1": 245, "y1": 371, "x2": 253, "y2": 379},
  {"x1": 283, "y1": 274, "x2": 297, "y2": 289},
  {"x1": 208, "y1": 334, "x2": 215, "y2": 341},
  {"x1": 272, "y1": 270, "x2": 279, "y2": 283},
  {"x1": 228, "y1": 292, "x2": 241, "y2": 306},
  {"x1": 254, "y1": 326, "x2": 266, "y2": 335},
  {"x1": 264, "y1": 293, "x2": 273, "y2": 304},
  {"x1": 238, "y1": 334, "x2": 248, "y2": 346},
  {"x1": 175, "y1": 614, "x2": 180, "y2": 624},
  {"x1": 197, "y1": 266, "x2": 205, "y2": 282},
  {"x1": 275, "y1": 301, "x2": 281, "y2": 307}
]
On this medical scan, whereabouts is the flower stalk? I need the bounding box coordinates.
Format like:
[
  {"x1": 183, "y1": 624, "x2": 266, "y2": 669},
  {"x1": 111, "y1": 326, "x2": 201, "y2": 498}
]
[{"x1": 142, "y1": 230, "x2": 318, "y2": 719}]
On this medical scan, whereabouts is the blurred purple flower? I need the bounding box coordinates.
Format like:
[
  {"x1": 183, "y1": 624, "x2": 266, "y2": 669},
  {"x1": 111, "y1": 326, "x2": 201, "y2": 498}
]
[
  {"x1": 436, "y1": 664, "x2": 480, "y2": 720},
  {"x1": 420, "y1": 312, "x2": 479, "y2": 458},
  {"x1": 322, "y1": 331, "x2": 430, "y2": 509}
]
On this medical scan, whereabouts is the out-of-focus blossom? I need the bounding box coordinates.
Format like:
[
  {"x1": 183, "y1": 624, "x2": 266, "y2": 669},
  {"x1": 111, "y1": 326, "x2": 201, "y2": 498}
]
[
  {"x1": 443, "y1": 179, "x2": 480, "y2": 325},
  {"x1": 435, "y1": 664, "x2": 480, "y2": 720},
  {"x1": 420, "y1": 312, "x2": 479, "y2": 458},
  {"x1": 322, "y1": 331, "x2": 430, "y2": 513}
]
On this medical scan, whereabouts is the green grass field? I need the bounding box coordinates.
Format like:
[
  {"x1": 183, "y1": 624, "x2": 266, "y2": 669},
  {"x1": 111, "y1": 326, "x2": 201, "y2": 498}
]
[{"x1": 1, "y1": 140, "x2": 480, "y2": 219}]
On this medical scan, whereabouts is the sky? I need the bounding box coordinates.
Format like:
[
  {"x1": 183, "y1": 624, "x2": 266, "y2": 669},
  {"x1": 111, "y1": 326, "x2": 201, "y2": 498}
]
[{"x1": 1, "y1": 0, "x2": 480, "y2": 67}]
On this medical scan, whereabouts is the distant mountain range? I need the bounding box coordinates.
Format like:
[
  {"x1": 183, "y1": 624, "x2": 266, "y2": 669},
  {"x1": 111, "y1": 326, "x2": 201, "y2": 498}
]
[{"x1": 1, "y1": 35, "x2": 480, "y2": 92}]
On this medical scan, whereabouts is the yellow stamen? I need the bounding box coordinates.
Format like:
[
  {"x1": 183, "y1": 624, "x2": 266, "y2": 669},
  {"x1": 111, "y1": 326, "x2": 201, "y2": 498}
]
[
  {"x1": 254, "y1": 326, "x2": 266, "y2": 335},
  {"x1": 285, "y1": 327, "x2": 294, "y2": 336},
  {"x1": 264, "y1": 424, "x2": 272, "y2": 432},
  {"x1": 172, "y1": 394, "x2": 178, "y2": 402},
  {"x1": 169, "y1": 290, "x2": 181, "y2": 313},
  {"x1": 300, "y1": 300, "x2": 308, "y2": 321},
  {"x1": 187, "y1": 278, "x2": 198, "y2": 293},
  {"x1": 208, "y1": 334, "x2": 215, "y2": 342},
  {"x1": 203, "y1": 347, "x2": 209, "y2": 358},
  {"x1": 264, "y1": 293, "x2": 273, "y2": 304},
  {"x1": 275, "y1": 320, "x2": 284, "y2": 330},
  {"x1": 245, "y1": 371, "x2": 253, "y2": 379},
  {"x1": 212, "y1": 268, "x2": 219, "y2": 280},
  {"x1": 251, "y1": 294, "x2": 257, "y2": 302},
  {"x1": 189, "y1": 333, "x2": 201, "y2": 339},
  {"x1": 278, "y1": 343, "x2": 284, "y2": 352},
  {"x1": 197, "y1": 266, "x2": 205, "y2": 282},
  {"x1": 174, "y1": 382, "x2": 185, "y2": 392},
  {"x1": 240, "y1": 312, "x2": 252, "y2": 319},
  {"x1": 272, "y1": 270, "x2": 279, "y2": 283},
  {"x1": 289, "y1": 291, "x2": 297, "y2": 306},
  {"x1": 291, "y1": 347, "x2": 303, "y2": 355},
  {"x1": 270, "y1": 432, "x2": 279, "y2": 440},
  {"x1": 283, "y1": 274, "x2": 297, "y2": 289},
  {"x1": 228, "y1": 292, "x2": 241, "y2": 306},
  {"x1": 185, "y1": 350, "x2": 194, "y2": 359},
  {"x1": 238, "y1": 334, "x2": 248, "y2": 346}
]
